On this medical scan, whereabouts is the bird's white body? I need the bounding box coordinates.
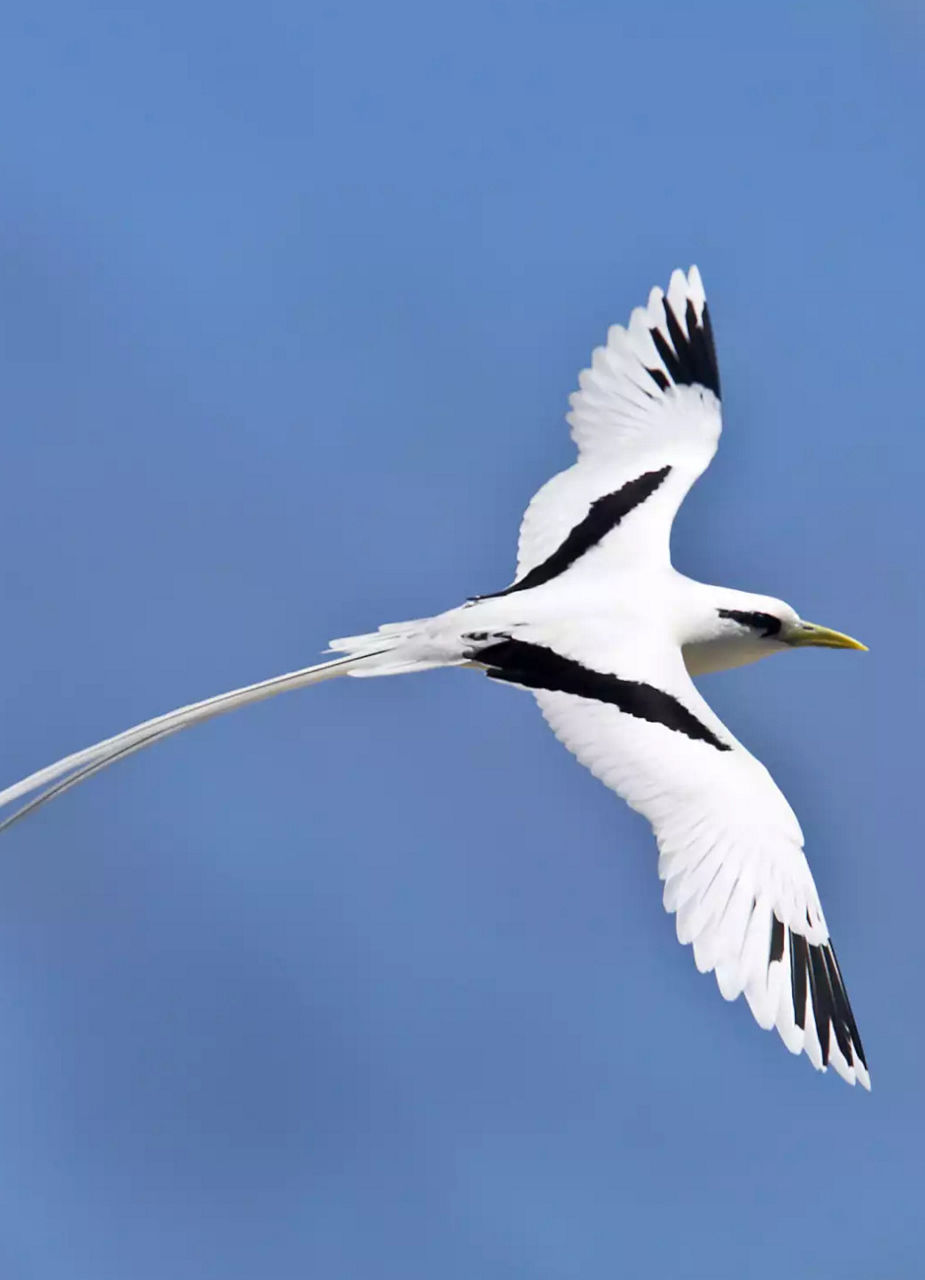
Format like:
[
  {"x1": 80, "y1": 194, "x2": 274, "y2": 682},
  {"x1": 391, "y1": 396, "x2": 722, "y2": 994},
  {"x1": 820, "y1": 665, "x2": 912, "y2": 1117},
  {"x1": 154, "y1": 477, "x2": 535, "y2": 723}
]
[
  {"x1": 329, "y1": 574, "x2": 787, "y2": 680},
  {"x1": 0, "y1": 268, "x2": 869, "y2": 1088}
]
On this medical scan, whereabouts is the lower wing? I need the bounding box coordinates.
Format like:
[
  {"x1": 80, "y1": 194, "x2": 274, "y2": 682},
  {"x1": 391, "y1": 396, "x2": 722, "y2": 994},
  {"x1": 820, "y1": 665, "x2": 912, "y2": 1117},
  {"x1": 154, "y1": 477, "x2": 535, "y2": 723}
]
[{"x1": 475, "y1": 627, "x2": 869, "y2": 1088}]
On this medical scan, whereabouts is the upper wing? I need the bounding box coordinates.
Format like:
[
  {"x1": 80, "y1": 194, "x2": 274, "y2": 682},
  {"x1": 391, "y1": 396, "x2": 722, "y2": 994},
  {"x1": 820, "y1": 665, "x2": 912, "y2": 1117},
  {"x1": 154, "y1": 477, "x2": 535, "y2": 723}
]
[
  {"x1": 474, "y1": 624, "x2": 869, "y2": 1088},
  {"x1": 508, "y1": 267, "x2": 722, "y2": 592}
]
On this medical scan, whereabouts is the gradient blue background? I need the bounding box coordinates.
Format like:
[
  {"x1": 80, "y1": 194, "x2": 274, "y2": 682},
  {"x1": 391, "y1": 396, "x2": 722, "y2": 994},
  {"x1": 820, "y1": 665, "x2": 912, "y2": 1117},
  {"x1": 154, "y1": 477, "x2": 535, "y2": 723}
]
[{"x1": 0, "y1": 3, "x2": 921, "y2": 1276}]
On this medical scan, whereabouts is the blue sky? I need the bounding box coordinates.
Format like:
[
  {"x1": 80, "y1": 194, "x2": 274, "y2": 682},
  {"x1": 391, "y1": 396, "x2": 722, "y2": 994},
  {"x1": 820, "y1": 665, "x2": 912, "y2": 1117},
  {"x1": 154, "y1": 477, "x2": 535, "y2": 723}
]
[{"x1": 0, "y1": 2, "x2": 922, "y2": 1276}]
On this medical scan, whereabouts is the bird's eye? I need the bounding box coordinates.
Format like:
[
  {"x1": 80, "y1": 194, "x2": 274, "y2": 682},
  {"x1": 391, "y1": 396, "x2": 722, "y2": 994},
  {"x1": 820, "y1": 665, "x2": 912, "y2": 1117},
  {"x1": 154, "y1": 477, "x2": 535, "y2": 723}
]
[{"x1": 717, "y1": 609, "x2": 782, "y2": 638}]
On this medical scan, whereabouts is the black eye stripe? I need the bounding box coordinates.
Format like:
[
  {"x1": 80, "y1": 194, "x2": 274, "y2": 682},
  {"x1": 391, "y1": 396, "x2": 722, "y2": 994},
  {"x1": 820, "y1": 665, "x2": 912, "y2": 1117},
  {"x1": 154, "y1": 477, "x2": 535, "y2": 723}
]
[{"x1": 717, "y1": 609, "x2": 783, "y2": 638}]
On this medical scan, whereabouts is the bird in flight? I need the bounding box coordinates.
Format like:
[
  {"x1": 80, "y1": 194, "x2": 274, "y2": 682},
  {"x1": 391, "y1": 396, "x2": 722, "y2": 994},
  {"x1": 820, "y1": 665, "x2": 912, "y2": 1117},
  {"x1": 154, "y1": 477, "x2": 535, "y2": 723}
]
[{"x1": 0, "y1": 267, "x2": 869, "y2": 1087}]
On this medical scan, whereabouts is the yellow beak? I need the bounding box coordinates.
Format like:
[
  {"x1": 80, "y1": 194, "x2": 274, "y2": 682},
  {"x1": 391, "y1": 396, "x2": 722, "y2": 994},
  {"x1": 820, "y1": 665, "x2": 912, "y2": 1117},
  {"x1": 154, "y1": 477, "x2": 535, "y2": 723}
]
[{"x1": 787, "y1": 621, "x2": 868, "y2": 651}]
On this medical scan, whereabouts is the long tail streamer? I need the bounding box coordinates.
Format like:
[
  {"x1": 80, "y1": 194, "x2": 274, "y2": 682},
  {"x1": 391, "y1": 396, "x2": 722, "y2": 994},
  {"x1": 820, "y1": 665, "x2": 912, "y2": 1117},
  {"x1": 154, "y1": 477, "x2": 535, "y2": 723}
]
[{"x1": 0, "y1": 651, "x2": 385, "y2": 834}]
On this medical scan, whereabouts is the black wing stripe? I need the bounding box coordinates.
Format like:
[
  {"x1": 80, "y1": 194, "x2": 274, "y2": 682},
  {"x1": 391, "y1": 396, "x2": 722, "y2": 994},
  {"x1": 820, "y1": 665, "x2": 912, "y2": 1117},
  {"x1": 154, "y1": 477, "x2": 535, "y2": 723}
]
[
  {"x1": 808, "y1": 943, "x2": 833, "y2": 1065},
  {"x1": 471, "y1": 638, "x2": 731, "y2": 751},
  {"x1": 700, "y1": 304, "x2": 720, "y2": 396},
  {"x1": 663, "y1": 299, "x2": 695, "y2": 385},
  {"x1": 478, "y1": 467, "x2": 671, "y2": 600},
  {"x1": 824, "y1": 942, "x2": 868, "y2": 1070},
  {"x1": 650, "y1": 326, "x2": 684, "y2": 388},
  {"x1": 645, "y1": 295, "x2": 721, "y2": 399},
  {"x1": 790, "y1": 932, "x2": 809, "y2": 1030},
  {"x1": 823, "y1": 947, "x2": 856, "y2": 1067},
  {"x1": 685, "y1": 299, "x2": 720, "y2": 398},
  {"x1": 777, "y1": 926, "x2": 867, "y2": 1074}
]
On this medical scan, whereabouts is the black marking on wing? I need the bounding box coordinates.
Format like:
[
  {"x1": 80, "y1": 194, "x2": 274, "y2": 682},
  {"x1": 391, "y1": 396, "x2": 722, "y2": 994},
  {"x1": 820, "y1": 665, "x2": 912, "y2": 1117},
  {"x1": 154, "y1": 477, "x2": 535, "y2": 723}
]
[
  {"x1": 470, "y1": 638, "x2": 731, "y2": 751},
  {"x1": 780, "y1": 925, "x2": 867, "y2": 1075},
  {"x1": 477, "y1": 467, "x2": 671, "y2": 601},
  {"x1": 645, "y1": 296, "x2": 721, "y2": 399},
  {"x1": 825, "y1": 944, "x2": 866, "y2": 1070},
  {"x1": 718, "y1": 609, "x2": 783, "y2": 638},
  {"x1": 790, "y1": 933, "x2": 809, "y2": 1030},
  {"x1": 808, "y1": 944, "x2": 833, "y2": 1064}
]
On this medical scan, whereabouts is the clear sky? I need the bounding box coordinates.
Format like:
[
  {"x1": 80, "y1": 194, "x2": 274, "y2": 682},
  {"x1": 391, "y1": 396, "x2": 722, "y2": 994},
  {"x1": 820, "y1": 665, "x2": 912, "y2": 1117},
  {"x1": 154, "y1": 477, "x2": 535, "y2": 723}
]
[{"x1": 0, "y1": 2, "x2": 921, "y2": 1277}]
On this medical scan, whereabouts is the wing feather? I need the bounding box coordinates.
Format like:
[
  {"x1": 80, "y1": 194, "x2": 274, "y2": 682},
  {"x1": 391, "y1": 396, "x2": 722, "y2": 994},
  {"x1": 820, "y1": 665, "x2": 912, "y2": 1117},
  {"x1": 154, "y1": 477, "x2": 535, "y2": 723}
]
[
  {"x1": 514, "y1": 267, "x2": 722, "y2": 586},
  {"x1": 499, "y1": 623, "x2": 869, "y2": 1088}
]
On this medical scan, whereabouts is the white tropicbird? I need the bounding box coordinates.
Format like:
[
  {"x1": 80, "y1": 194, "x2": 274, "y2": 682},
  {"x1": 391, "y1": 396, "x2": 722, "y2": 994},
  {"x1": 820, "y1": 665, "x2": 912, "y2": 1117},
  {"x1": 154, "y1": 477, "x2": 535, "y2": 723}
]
[{"x1": 0, "y1": 268, "x2": 869, "y2": 1087}]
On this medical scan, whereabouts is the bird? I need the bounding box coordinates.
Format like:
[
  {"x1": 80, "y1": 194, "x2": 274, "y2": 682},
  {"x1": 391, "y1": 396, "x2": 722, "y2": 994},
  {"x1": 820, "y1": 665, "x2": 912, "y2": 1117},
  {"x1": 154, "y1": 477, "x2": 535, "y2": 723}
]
[{"x1": 0, "y1": 267, "x2": 870, "y2": 1088}]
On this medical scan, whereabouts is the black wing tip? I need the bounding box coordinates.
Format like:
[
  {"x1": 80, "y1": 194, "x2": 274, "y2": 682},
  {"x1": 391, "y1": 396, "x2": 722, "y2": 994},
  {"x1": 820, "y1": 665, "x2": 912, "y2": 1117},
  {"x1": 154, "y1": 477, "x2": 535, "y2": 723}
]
[
  {"x1": 645, "y1": 282, "x2": 721, "y2": 400},
  {"x1": 780, "y1": 920, "x2": 868, "y2": 1083}
]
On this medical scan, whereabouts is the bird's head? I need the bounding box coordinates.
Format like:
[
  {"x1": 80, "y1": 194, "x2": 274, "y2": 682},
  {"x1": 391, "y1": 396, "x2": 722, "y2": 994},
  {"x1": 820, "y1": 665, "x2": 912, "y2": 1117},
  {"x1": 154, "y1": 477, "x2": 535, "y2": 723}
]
[
  {"x1": 683, "y1": 590, "x2": 867, "y2": 676},
  {"x1": 717, "y1": 599, "x2": 867, "y2": 651}
]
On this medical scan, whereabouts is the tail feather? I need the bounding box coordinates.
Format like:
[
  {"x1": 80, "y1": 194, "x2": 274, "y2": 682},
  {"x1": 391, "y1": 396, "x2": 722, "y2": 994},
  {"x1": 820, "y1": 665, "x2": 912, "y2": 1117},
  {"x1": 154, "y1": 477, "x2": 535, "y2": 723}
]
[
  {"x1": 0, "y1": 649, "x2": 388, "y2": 834},
  {"x1": 327, "y1": 617, "x2": 467, "y2": 677},
  {"x1": 326, "y1": 617, "x2": 430, "y2": 654}
]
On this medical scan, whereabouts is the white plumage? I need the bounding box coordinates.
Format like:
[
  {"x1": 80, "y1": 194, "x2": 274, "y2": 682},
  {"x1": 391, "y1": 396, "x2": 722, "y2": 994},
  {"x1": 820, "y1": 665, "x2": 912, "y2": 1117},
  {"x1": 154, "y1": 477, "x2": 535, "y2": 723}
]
[{"x1": 0, "y1": 267, "x2": 870, "y2": 1088}]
